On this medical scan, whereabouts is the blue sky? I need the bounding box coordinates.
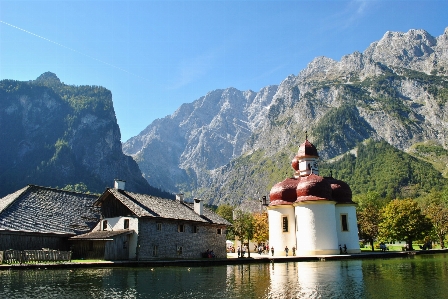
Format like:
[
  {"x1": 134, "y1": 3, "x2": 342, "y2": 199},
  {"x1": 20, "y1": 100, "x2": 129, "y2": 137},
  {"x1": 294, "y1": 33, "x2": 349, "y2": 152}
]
[{"x1": 1, "y1": 1, "x2": 447, "y2": 142}]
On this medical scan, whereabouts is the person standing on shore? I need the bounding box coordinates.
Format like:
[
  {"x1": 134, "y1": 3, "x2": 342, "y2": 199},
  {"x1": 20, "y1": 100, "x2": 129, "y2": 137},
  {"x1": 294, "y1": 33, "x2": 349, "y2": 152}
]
[
  {"x1": 285, "y1": 246, "x2": 289, "y2": 257},
  {"x1": 271, "y1": 247, "x2": 274, "y2": 256}
]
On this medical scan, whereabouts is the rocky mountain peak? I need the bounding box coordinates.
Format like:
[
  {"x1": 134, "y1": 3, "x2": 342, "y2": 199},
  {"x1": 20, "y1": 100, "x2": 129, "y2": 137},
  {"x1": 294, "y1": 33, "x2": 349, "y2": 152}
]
[{"x1": 297, "y1": 56, "x2": 337, "y2": 81}]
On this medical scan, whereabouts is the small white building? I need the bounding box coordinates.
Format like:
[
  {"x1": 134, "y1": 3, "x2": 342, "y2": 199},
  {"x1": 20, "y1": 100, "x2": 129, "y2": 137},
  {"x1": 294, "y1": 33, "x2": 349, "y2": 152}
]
[{"x1": 268, "y1": 138, "x2": 360, "y2": 256}]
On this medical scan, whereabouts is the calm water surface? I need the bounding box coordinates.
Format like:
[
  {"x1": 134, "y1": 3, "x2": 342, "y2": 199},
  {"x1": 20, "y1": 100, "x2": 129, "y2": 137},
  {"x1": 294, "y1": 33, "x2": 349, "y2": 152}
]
[{"x1": 1, "y1": 254, "x2": 448, "y2": 298}]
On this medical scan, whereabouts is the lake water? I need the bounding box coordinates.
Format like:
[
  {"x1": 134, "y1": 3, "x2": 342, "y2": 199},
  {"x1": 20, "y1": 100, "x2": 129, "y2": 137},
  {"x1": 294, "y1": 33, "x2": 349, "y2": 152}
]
[{"x1": 1, "y1": 254, "x2": 448, "y2": 298}]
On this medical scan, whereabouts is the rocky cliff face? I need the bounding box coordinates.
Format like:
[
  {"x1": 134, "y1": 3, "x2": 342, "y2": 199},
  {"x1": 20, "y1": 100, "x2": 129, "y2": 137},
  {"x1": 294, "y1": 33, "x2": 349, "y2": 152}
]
[
  {"x1": 0, "y1": 72, "x2": 155, "y2": 197},
  {"x1": 123, "y1": 27, "x2": 448, "y2": 204}
]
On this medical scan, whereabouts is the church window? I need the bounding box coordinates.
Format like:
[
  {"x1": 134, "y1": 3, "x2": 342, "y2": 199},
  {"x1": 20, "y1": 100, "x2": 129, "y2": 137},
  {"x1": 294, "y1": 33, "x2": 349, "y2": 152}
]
[
  {"x1": 282, "y1": 216, "x2": 288, "y2": 232},
  {"x1": 341, "y1": 214, "x2": 349, "y2": 231}
]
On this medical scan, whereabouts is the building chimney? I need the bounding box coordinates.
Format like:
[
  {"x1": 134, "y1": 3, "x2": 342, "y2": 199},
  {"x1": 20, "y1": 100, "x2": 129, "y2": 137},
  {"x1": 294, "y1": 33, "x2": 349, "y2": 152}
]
[
  {"x1": 114, "y1": 179, "x2": 126, "y2": 190},
  {"x1": 176, "y1": 193, "x2": 184, "y2": 203},
  {"x1": 194, "y1": 198, "x2": 203, "y2": 216},
  {"x1": 262, "y1": 195, "x2": 267, "y2": 206}
]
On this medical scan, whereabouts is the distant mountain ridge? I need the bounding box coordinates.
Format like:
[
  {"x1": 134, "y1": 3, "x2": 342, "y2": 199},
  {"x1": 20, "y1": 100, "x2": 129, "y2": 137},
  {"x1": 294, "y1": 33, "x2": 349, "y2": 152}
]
[
  {"x1": 0, "y1": 72, "x2": 171, "y2": 198},
  {"x1": 123, "y1": 27, "x2": 448, "y2": 204}
]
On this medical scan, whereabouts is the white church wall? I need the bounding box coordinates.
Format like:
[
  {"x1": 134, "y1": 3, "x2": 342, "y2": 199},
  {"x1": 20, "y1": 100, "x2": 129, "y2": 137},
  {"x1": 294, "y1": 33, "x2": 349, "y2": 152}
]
[
  {"x1": 268, "y1": 205, "x2": 295, "y2": 256},
  {"x1": 295, "y1": 202, "x2": 339, "y2": 255},
  {"x1": 335, "y1": 205, "x2": 361, "y2": 253}
]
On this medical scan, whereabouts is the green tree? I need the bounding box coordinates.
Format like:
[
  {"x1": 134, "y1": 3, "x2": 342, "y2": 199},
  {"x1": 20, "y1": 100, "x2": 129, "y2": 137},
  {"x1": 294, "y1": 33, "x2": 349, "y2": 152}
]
[
  {"x1": 423, "y1": 203, "x2": 448, "y2": 248},
  {"x1": 379, "y1": 199, "x2": 433, "y2": 250},
  {"x1": 357, "y1": 204, "x2": 381, "y2": 251},
  {"x1": 62, "y1": 182, "x2": 89, "y2": 193},
  {"x1": 354, "y1": 191, "x2": 386, "y2": 210},
  {"x1": 355, "y1": 191, "x2": 386, "y2": 251},
  {"x1": 417, "y1": 190, "x2": 448, "y2": 249},
  {"x1": 216, "y1": 204, "x2": 235, "y2": 239},
  {"x1": 233, "y1": 210, "x2": 254, "y2": 257}
]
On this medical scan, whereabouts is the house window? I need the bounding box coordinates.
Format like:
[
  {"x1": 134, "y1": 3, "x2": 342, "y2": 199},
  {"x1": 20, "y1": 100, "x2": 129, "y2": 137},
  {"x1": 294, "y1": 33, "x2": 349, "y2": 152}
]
[
  {"x1": 177, "y1": 246, "x2": 183, "y2": 255},
  {"x1": 156, "y1": 222, "x2": 162, "y2": 231},
  {"x1": 124, "y1": 219, "x2": 129, "y2": 229},
  {"x1": 153, "y1": 245, "x2": 158, "y2": 257},
  {"x1": 102, "y1": 220, "x2": 108, "y2": 231},
  {"x1": 193, "y1": 225, "x2": 198, "y2": 233},
  {"x1": 341, "y1": 214, "x2": 349, "y2": 231},
  {"x1": 282, "y1": 216, "x2": 288, "y2": 232},
  {"x1": 217, "y1": 228, "x2": 222, "y2": 234},
  {"x1": 178, "y1": 224, "x2": 185, "y2": 232}
]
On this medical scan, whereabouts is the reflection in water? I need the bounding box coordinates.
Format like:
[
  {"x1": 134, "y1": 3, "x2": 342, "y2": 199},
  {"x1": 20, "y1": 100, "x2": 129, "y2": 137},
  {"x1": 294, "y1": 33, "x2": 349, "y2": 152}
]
[
  {"x1": 268, "y1": 260, "x2": 364, "y2": 298},
  {"x1": 1, "y1": 254, "x2": 448, "y2": 298}
]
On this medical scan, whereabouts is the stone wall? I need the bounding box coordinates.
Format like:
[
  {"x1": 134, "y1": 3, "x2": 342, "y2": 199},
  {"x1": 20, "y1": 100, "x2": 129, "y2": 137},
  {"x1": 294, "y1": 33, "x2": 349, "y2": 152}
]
[{"x1": 137, "y1": 218, "x2": 227, "y2": 260}]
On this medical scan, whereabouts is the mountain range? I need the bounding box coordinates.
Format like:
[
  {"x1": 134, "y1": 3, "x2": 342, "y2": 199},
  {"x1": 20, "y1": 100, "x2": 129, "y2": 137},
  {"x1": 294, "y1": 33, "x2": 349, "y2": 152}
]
[
  {"x1": 122, "y1": 27, "x2": 448, "y2": 205},
  {"x1": 1, "y1": 27, "x2": 448, "y2": 204}
]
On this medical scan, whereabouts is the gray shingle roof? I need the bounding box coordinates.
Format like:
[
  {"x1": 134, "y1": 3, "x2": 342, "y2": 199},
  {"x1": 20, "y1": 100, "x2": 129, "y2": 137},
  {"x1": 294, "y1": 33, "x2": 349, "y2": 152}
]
[
  {"x1": 70, "y1": 229, "x2": 133, "y2": 240},
  {"x1": 97, "y1": 188, "x2": 230, "y2": 225},
  {"x1": 0, "y1": 185, "x2": 100, "y2": 235}
]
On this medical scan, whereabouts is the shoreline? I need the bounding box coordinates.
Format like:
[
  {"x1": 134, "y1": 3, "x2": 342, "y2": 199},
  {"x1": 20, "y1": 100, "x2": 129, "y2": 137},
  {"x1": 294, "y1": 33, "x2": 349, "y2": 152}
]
[{"x1": 1, "y1": 249, "x2": 448, "y2": 270}]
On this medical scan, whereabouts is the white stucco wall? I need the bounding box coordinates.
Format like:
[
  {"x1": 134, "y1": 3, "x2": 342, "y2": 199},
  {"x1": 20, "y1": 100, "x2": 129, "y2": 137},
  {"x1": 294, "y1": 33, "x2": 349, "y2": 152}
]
[
  {"x1": 335, "y1": 204, "x2": 361, "y2": 253},
  {"x1": 295, "y1": 201, "x2": 339, "y2": 255},
  {"x1": 268, "y1": 205, "x2": 295, "y2": 256}
]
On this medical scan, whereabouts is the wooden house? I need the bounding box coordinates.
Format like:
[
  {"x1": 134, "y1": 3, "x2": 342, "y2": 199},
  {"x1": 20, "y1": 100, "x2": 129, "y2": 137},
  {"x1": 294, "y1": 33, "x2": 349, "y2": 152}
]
[
  {"x1": 0, "y1": 185, "x2": 99, "y2": 251},
  {"x1": 70, "y1": 180, "x2": 230, "y2": 260}
]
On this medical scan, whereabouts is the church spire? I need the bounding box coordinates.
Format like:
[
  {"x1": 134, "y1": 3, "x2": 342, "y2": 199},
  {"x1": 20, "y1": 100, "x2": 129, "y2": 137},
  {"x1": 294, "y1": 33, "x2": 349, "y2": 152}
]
[{"x1": 291, "y1": 136, "x2": 319, "y2": 177}]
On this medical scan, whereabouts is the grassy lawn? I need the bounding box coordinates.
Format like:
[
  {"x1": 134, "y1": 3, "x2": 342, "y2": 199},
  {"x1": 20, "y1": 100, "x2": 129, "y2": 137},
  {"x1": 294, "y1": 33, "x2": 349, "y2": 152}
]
[
  {"x1": 360, "y1": 243, "x2": 443, "y2": 252},
  {"x1": 70, "y1": 259, "x2": 107, "y2": 263}
]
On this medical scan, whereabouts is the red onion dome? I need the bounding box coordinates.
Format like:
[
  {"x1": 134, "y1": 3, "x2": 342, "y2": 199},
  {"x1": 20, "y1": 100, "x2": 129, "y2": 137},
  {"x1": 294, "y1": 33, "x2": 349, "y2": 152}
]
[
  {"x1": 326, "y1": 177, "x2": 353, "y2": 203},
  {"x1": 296, "y1": 174, "x2": 332, "y2": 202},
  {"x1": 291, "y1": 156, "x2": 299, "y2": 171},
  {"x1": 297, "y1": 140, "x2": 319, "y2": 159},
  {"x1": 269, "y1": 177, "x2": 300, "y2": 206}
]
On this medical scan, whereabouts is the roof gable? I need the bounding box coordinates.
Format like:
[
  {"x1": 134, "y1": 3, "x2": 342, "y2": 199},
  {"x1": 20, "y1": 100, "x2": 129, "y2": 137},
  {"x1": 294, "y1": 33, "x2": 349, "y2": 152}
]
[{"x1": 0, "y1": 186, "x2": 29, "y2": 213}]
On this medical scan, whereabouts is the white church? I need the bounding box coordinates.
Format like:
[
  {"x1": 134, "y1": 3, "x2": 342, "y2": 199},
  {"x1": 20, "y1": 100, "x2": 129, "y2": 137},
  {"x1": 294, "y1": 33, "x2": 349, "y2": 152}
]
[{"x1": 267, "y1": 138, "x2": 361, "y2": 256}]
